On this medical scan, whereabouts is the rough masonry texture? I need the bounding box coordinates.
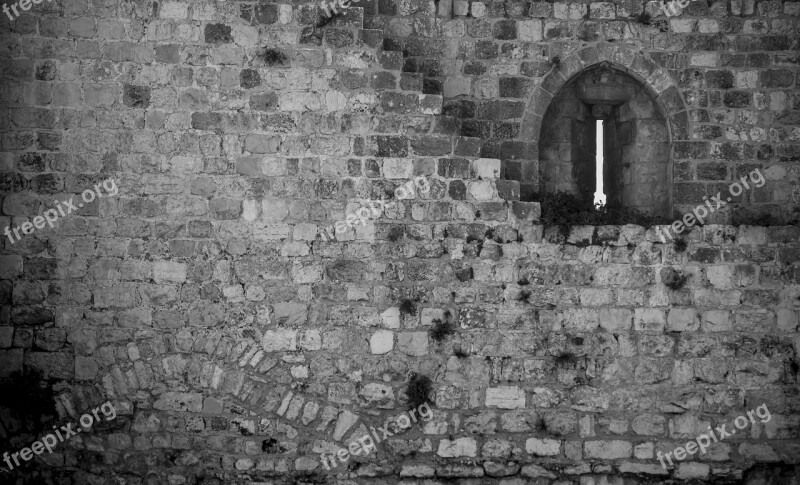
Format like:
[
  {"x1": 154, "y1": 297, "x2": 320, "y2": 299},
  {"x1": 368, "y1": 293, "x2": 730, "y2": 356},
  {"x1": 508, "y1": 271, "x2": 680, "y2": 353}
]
[{"x1": 0, "y1": 0, "x2": 799, "y2": 483}]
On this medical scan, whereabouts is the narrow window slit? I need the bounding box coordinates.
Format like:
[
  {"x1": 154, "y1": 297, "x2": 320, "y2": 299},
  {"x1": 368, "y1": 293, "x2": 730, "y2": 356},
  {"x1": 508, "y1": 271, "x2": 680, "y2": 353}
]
[{"x1": 594, "y1": 119, "x2": 606, "y2": 207}]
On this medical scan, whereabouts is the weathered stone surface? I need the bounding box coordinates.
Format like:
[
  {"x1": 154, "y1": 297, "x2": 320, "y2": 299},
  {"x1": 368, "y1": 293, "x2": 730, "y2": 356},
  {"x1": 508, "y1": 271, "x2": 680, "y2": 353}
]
[
  {"x1": 525, "y1": 438, "x2": 560, "y2": 456},
  {"x1": 437, "y1": 437, "x2": 477, "y2": 457},
  {"x1": 0, "y1": 1, "x2": 796, "y2": 482},
  {"x1": 153, "y1": 392, "x2": 203, "y2": 412},
  {"x1": 370, "y1": 330, "x2": 394, "y2": 354},
  {"x1": 485, "y1": 386, "x2": 526, "y2": 409}
]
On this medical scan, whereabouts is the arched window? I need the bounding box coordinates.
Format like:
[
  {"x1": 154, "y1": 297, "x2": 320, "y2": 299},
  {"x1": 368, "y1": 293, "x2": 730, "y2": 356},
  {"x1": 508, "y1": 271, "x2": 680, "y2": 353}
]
[{"x1": 538, "y1": 63, "x2": 671, "y2": 217}]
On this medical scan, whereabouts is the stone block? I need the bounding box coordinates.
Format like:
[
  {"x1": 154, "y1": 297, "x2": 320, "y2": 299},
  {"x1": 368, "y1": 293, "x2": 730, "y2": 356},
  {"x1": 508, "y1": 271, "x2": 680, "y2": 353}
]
[
  {"x1": 584, "y1": 440, "x2": 631, "y2": 459},
  {"x1": 667, "y1": 308, "x2": 699, "y2": 331},
  {"x1": 634, "y1": 308, "x2": 666, "y2": 332},
  {"x1": 383, "y1": 158, "x2": 413, "y2": 179},
  {"x1": 443, "y1": 77, "x2": 471, "y2": 97},
  {"x1": 470, "y1": 1, "x2": 486, "y2": 17},
  {"x1": 370, "y1": 330, "x2": 393, "y2": 354},
  {"x1": 437, "y1": 437, "x2": 477, "y2": 457},
  {"x1": 589, "y1": 2, "x2": 615, "y2": 18},
  {"x1": 332, "y1": 410, "x2": 359, "y2": 441},
  {"x1": 153, "y1": 392, "x2": 203, "y2": 412},
  {"x1": 0, "y1": 255, "x2": 23, "y2": 279},
  {"x1": 485, "y1": 386, "x2": 525, "y2": 409},
  {"x1": 261, "y1": 329, "x2": 298, "y2": 352},
  {"x1": 701, "y1": 310, "x2": 732, "y2": 332},
  {"x1": 598, "y1": 308, "x2": 632, "y2": 332},
  {"x1": 527, "y1": 2, "x2": 551, "y2": 17},
  {"x1": 525, "y1": 438, "x2": 560, "y2": 456},
  {"x1": 75, "y1": 356, "x2": 98, "y2": 380},
  {"x1": 619, "y1": 462, "x2": 667, "y2": 475},
  {"x1": 398, "y1": 332, "x2": 428, "y2": 356},
  {"x1": 468, "y1": 181, "x2": 494, "y2": 201},
  {"x1": 153, "y1": 261, "x2": 187, "y2": 283},
  {"x1": 669, "y1": 414, "x2": 711, "y2": 438},
  {"x1": 675, "y1": 462, "x2": 710, "y2": 479},
  {"x1": 472, "y1": 158, "x2": 500, "y2": 179},
  {"x1": 204, "y1": 23, "x2": 233, "y2": 43},
  {"x1": 401, "y1": 464, "x2": 436, "y2": 477}
]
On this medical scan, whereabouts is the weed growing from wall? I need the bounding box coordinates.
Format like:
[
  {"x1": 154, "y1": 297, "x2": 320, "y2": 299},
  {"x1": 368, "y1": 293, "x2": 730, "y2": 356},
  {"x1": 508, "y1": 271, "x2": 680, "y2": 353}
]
[
  {"x1": 554, "y1": 351, "x2": 579, "y2": 365},
  {"x1": 260, "y1": 47, "x2": 288, "y2": 66},
  {"x1": 399, "y1": 299, "x2": 416, "y2": 316},
  {"x1": 387, "y1": 226, "x2": 404, "y2": 242},
  {"x1": 633, "y1": 12, "x2": 651, "y2": 24},
  {"x1": 429, "y1": 312, "x2": 455, "y2": 342},
  {"x1": 315, "y1": 7, "x2": 344, "y2": 28},
  {"x1": 661, "y1": 267, "x2": 688, "y2": 290},
  {"x1": 406, "y1": 373, "x2": 434, "y2": 410}
]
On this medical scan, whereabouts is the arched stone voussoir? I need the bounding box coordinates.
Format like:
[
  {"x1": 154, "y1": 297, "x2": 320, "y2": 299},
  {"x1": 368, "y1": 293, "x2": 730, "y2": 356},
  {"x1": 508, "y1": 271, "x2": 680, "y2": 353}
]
[
  {"x1": 554, "y1": 53, "x2": 586, "y2": 82},
  {"x1": 577, "y1": 46, "x2": 601, "y2": 68},
  {"x1": 661, "y1": 85, "x2": 687, "y2": 116},
  {"x1": 539, "y1": 69, "x2": 567, "y2": 97},
  {"x1": 519, "y1": 111, "x2": 543, "y2": 142},
  {"x1": 669, "y1": 110, "x2": 691, "y2": 141},
  {"x1": 646, "y1": 67, "x2": 677, "y2": 96},
  {"x1": 629, "y1": 53, "x2": 659, "y2": 84},
  {"x1": 611, "y1": 44, "x2": 639, "y2": 69},
  {"x1": 522, "y1": 87, "x2": 551, "y2": 127}
]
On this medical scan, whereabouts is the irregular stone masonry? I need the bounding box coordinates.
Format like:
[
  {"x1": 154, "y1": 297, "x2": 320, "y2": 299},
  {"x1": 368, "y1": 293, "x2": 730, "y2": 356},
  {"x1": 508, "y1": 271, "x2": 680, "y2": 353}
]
[{"x1": 0, "y1": 0, "x2": 798, "y2": 483}]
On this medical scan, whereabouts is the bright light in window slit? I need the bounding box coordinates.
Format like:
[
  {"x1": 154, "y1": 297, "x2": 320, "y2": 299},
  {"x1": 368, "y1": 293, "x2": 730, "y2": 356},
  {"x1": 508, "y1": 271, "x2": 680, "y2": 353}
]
[{"x1": 594, "y1": 120, "x2": 607, "y2": 207}]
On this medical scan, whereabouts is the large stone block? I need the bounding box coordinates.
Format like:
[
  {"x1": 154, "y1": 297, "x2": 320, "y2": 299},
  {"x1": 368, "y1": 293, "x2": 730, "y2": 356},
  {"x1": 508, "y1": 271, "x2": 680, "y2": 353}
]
[
  {"x1": 153, "y1": 392, "x2": 203, "y2": 412},
  {"x1": 584, "y1": 440, "x2": 631, "y2": 459},
  {"x1": 485, "y1": 386, "x2": 525, "y2": 409}
]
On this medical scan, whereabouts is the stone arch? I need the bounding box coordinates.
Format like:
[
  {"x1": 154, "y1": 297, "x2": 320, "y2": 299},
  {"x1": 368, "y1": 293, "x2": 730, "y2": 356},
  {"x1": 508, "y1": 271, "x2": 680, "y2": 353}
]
[{"x1": 512, "y1": 44, "x2": 690, "y2": 216}]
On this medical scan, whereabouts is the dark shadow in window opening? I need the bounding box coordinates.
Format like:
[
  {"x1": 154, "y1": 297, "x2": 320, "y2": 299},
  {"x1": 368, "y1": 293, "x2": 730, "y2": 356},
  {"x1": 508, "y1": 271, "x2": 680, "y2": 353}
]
[{"x1": 538, "y1": 63, "x2": 671, "y2": 218}]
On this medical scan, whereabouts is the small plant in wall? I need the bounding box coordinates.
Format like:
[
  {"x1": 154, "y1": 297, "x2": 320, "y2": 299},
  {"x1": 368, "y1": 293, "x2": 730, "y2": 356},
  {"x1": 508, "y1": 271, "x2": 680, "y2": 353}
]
[
  {"x1": 429, "y1": 310, "x2": 456, "y2": 342},
  {"x1": 631, "y1": 12, "x2": 651, "y2": 25},
  {"x1": 674, "y1": 237, "x2": 688, "y2": 253},
  {"x1": 536, "y1": 414, "x2": 550, "y2": 434},
  {"x1": 315, "y1": 3, "x2": 346, "y2": 28},
  {"x1": 259, "y1": 47, "x2": 288, "y2": 67},
  {"x1": 399, "y1": 298, "x2": 417, "y2": 316},
  {"x1": 387, "y1": 225, "x2": 404, "y2": 242},
  {"x1": 554, "y1": 351, "x2": 579, "y2": 365},
  {"x1": 661, "y1": 267, "x2": 688, "y2": 290},
  {"x1": 406, "y1": 373, "x2": 434, "y2": 410}
]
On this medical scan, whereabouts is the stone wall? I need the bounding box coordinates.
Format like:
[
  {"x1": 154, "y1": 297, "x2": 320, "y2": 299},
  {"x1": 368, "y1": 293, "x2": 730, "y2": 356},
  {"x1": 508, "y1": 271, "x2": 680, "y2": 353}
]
[{"x1": 0, "y1": 0, "x2": 799, "y2": 483}]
